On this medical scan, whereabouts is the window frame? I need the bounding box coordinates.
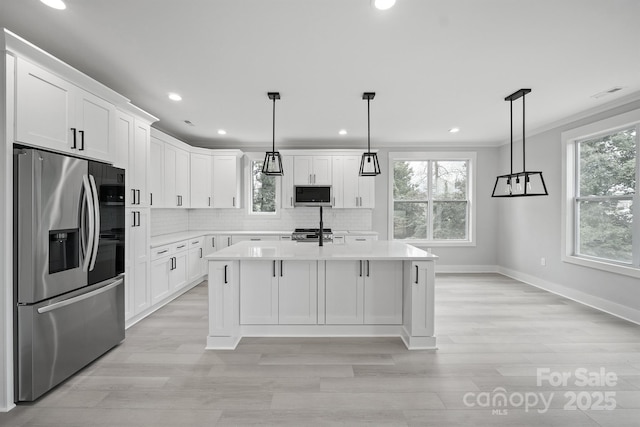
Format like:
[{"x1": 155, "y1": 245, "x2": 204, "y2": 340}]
[
  {"x1": 245, "y1": 153, "x2": 281, "y2": 217},
  {"x1": 388, "y1": 151, "x2": 476, "y2": 247},
  {"x1": 561, "y1": 108, "x2": 640, "y2": 278}
]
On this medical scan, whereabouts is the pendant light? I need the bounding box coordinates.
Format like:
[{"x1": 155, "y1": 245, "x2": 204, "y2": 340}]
[
  {"x1": 491, "y1": 89, "x2": 548, "y2": 197},
  {"x1": 262, "y1": 92, "x2": 284, "y2": 176},
  {"x1": 359, "y1": 92, "x2": 381, "y2": 176}
]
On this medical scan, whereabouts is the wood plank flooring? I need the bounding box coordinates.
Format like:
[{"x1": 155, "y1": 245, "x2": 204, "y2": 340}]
[{"x1": 2, "y1": 273, "x2": 640, "y2": 426}]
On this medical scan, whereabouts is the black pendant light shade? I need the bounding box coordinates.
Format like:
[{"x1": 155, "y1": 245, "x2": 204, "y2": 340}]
[
  {"x1": 262, "y1": 92, "x2": 284, "y2": 176},
  {"x1": 491, "y1": 89, "x2": 548, "y2": 197},
  {"x1": 359, "y1": 92, "x2": 381, "y2": 176}
]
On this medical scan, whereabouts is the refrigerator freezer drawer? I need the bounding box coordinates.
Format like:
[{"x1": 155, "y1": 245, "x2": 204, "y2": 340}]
[{"x1": 16, "y1": 277, "x2": 125, "y2": 401}]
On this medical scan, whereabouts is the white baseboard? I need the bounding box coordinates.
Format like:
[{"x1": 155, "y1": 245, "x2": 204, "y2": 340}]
[
  {"x1": 435, "y1": 264, "x2": 499, "y2": 273},
  {"x1": 497, "y1": 267, "x2": 640, "y2": 326}
]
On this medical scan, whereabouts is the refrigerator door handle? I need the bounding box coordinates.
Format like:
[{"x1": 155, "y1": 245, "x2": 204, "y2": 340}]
[
  {"x1": 37, "y1": 278, "x2": 124, "y2": 314},
  {"x1": 88, "y1": 175, "x2": 101, "y2": 271},
  {"x1": 81, "y1": 175, "x2": 95, "y2": 272}
]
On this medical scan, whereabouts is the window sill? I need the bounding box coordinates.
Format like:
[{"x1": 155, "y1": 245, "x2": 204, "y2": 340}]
[{"x1": 562, "y1": 255, "x2": 640, "y2": 279}]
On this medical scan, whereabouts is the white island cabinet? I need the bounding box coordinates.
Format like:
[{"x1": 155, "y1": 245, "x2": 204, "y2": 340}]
[{"x1": 206, "y1": 240, "x2": 437, "y2": 350}]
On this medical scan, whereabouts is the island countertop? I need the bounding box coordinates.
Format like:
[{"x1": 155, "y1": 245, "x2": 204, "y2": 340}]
[{"x1": 206, "y1": 240, "x2": 437, "y2": 261}]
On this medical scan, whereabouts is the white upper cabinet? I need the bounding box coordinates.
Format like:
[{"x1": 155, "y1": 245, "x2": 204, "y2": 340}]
[
  {"x1": 281, "y1": 156, "x2": 295, "y2": 209},
  {"x1": 190, "y1": 152, "x2": 213, "y2": 208},
  {"x1": 341, "y1": 155, "x2": 375, "y2": 209},
  {"x1": 163, "y1": 143, "x2": 190, "y2": 208},
  {"x1": 117, "y1": 112, "x2": 151, "y2": 207},
  {"x1": 212, "y1": 155, "x2": 241, "y2": 208},
  {"x1": 293, "y1": 155, "x2": 332, "y2": 185},
  {"x1": 16, "y1": 58, "x2": 116, "y2": 162},
  {"x1": 149, "y1": 136, "x2": 164, "y2": 208},
  {"x1": 131, "y1": 119, "x2": 151, "y2": 206}
]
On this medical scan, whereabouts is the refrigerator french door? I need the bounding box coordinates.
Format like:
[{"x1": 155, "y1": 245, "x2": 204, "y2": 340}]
[{"x1": 13, "y1": 147, "x2": 125, "y2": 402}]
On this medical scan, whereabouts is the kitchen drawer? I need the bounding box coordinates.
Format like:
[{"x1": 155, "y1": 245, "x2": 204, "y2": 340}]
[
  {"x1": 189, "y1": 237, "x2": 203, "y2": 248},
  {"x1": 151, "y1": 244, "x2": 174, "y2": 261},
  {"x1": 231, "y1": 235, "x2": 280, "y2": 245},
  {"x1": 172, "y1": 240, "x2": 189, "y2": 253},
  {"x1": 345, "y1": 235, "x2": 377, "y2": 243}
]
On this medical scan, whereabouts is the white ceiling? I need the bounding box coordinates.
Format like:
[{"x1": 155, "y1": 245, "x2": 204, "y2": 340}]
[{"x1": 1, "y1": 0, "x2": 639, "y2": 149}]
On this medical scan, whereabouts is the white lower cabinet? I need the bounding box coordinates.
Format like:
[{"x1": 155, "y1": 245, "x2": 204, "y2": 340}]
[
  {"x1": 240, "y1": 260, "x2": 318, "y2": 325},
  {"x1": 150, "y1": 240, "x2": 188, "y2": 305},
  {"x1": 187, "y1": 237, "x2": 206, "y2": 283},
  {"x1": 407, "y1": 261, "x2": 435, "y2": 337},
  {"x1": 325, "y1": 260, "x2": 402, "y2": 325},
  {"x1": 208, "y1": 261, "x2": 238, "y2": 338},
  {"x1": 125, "y1": 208, "x2": 150, "y2": 321}
]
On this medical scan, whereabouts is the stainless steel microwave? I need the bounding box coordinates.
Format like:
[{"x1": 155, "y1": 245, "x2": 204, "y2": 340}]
[{"x1": 294, "y1": 185, "x2": 332, "y2": 207}]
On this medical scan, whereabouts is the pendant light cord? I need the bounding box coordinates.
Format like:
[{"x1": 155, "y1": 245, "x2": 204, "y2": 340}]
[
  {"x1": 367, "y1": 98, "x2": 371, "y2": 154},
  {"x1": 522, "y1": 93, "x2": 526, "y2": 173},
  {"x1": 510, "y1": 99, "x2": 513, "y2": 175},
  {"x1": 272, "y1": 97, "x2": 276, "y2": 153}
]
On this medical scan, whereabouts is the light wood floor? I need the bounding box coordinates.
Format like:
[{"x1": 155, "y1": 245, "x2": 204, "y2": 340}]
[{"x1": 2, "y1": 273, "x2": 640, "y2": 426}]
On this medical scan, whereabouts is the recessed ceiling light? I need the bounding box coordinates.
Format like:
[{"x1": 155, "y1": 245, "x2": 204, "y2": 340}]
[
  {"x1": 168, "y1": 92, "x2": 182, "y2": 101},
  {"x1": 372, "y1": 0, "x2": 396, "y2": 10},
  {"x1": 339, "y1": 129, "x2": 347, "y2": 135},
  {"x1": 449, "y1": 127, "x2": 460, "y2": 133},
  {"x1": 217, "y1": 129, "x2": 227, "y2": 135},
  {"x1": 40, "y1": 0, "x2": 66, "y2": 10}
]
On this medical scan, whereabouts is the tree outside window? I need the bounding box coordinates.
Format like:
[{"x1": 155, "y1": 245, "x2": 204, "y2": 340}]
[
  {"x1": 576, "y1": 127, "x2": 636, "y2": 263},
  {"x1": 392, "y1": 158, "x2": 469, "y2": 242},
  {"x1": 251, "y1": 160, "x2": 276, "y2": 213}
]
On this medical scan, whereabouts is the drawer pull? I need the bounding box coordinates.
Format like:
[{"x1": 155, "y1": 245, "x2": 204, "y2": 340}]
[
  {"x1": 157, "y1": 249, "x2": 168, "y2": 255},
  {"x1": 177, "y1": 244, "x2": 186, "y2": 249}
]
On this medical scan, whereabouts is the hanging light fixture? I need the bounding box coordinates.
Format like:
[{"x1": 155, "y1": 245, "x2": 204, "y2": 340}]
[
  {"x1": 359, "y1": 92, "x2": 381, "y2": 176},
  {"x1": 491, "y1": 88, "x2": 548, "y2": 197},
  {"x1": 262, "y1": 92, "x2": 284, "y2": 176}
]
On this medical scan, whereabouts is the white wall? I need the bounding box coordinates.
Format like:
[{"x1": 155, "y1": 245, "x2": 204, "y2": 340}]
[
  {"x1": 371, "y1": 147, "x2": 500, "y2": 270},
  {"x1": 497, "y1": 98, "x2": 640, "y2": 323}
]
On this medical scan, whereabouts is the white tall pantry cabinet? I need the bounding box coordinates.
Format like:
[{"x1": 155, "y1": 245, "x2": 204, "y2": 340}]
[{"x1": 117, "y1": 109, "x2": 157, "y2": 325}]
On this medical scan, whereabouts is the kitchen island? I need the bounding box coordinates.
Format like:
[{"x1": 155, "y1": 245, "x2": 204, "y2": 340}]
[{"x1": 205, "y1": 241, "x2": 437, "y2": 350}]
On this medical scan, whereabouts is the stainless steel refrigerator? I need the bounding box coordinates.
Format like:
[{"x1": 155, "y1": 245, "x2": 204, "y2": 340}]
[{"x1": 13, "y1": 147, "x2": 126, "y2": 402}]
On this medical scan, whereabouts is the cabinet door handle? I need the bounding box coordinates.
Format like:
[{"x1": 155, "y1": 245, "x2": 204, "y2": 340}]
[
  {"x1": 200, "y1": 248, "x2": 203, "y2": 258},
  {"x1": 355, "y1": 238, "x2": 366, "y2": 242},
  {"x1": 272, "y1": 260, "x2": 276, "y2": 277},
  {"x1": 250, "y1": 238, "x2": 261, "y2": 241},
  {"x1": 224, "y1": 264, "x2": 228, "y2": 284},
  {"x1": 136, "y1": 211, "x2": 141, "y2": 226},
  {"x1": 71, "y1": 128, "x2": 77, "y2": 149},
  {"x1": 227, "y1": 237, "x2": 231, "y2": 246},
  {"x1": 208, "y1": 197, "x2": 211, "y2": 207},
  {"x1": 359, "y1": 260, "x2": 362, "y2": 277},
  {"x1": 131, "y1": 211, "x2": 136, "y2": 227},
  {"x1": 79, "y1": 130, "x2": 85, "y2": 150},
  {"x1": 415, "y1": 265, "x2": 419, "y2": 284},
  {"x1": 280, "y1": 260, "x2": 283, "y2": 277},
  {"x1": 290, "y1": 196, "x2": 293, "y2": 207},
  {"x1": 131, "y1": 189, "x2": 136, "y2": 205},
  {"x1": 367, "y1": 260, "x2": 370, "y2": 277},
  {"x1": 136, "y1": 189, "x2": 141, "y2": 205},
  {"x1": 212, "y1": 237, "x2": 215, "y2": 248},
  {"x1": 232, "y1": 196, "x2": 235, "y2": 207}
]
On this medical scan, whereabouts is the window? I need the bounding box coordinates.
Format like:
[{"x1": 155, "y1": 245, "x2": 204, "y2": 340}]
[
  {"x1": 389, "y1": 152, "x2": 475, "y2": 245},
  {"x1": 562, "y1": 108, "x2": 640, "y2": 277},
  {"x1": 247, "y1": 157, "x2": 278, "y2": 215}
]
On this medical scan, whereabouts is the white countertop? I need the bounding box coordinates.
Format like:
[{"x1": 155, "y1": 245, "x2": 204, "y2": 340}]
[
  {"x1": 150, "y1": 230, "x2": 379, "y2": 248},
  {"x1": 205, "y1": 240, "x2": 437, "y2": 261}
]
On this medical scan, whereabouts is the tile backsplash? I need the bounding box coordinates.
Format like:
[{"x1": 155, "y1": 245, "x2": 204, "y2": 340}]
[{"x1": 151, "y1": 208, "x2": 372, "y2": 236}]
